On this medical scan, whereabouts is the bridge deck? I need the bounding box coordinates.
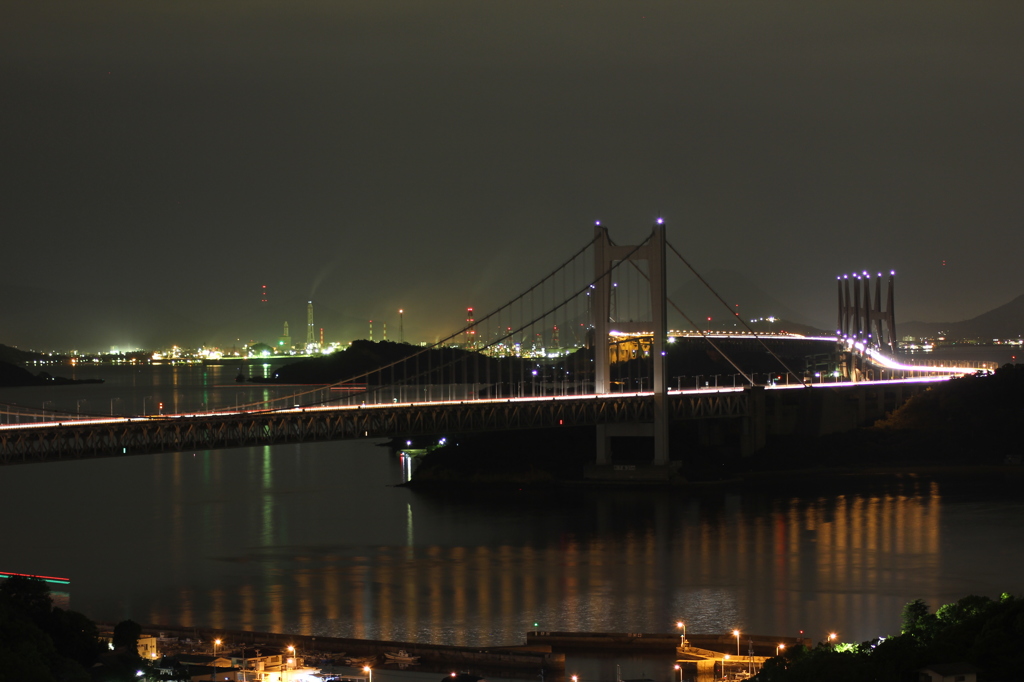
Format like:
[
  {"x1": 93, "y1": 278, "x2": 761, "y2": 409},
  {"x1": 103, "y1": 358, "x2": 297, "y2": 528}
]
[{"x1": 0, "y1": 390, "x2": 750, "y2": 464}]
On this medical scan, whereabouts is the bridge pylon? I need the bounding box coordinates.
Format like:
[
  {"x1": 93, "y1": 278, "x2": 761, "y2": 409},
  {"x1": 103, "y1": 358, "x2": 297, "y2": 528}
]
[
  {"x1": 837, "y1": 270, "x2": 897, "y2": 381},
  {"x1": 592, "y1": 221, "x2": 670, "y2": 468}
]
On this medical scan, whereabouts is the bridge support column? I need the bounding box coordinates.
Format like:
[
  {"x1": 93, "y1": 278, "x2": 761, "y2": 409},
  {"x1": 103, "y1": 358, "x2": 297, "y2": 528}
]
[
  {"x1": 591, "y1": 221, "x2": 669, "y2": 466},
  {"x1": 650, "y1": 223, "x2": 668, "y2": 465}
]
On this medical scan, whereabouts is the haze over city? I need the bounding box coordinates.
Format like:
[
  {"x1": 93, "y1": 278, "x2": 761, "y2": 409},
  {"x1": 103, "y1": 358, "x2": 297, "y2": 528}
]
[{"x1": 3, "y1": 2, "x2": 1022, "y2": 351}]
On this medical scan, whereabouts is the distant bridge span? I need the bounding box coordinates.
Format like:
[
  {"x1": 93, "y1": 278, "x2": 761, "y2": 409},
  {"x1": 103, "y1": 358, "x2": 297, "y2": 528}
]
[
  {"x1": 0, "y1": 390, "x2": 746, "y2": 465},
  {"x1": 0, "y1": 222, "x2": 989, "y2": 469},
  {"x1": 0, "y1": 379, "x2": 942, "y2": 466}
]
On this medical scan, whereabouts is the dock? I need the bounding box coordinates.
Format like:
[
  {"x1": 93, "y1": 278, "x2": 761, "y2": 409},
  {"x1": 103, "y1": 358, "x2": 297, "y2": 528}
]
[
  {"x1": 526, "y1": 630, "x2": 811, "y2": 680},
  {"x1": 526, "y1": 631, "x2": 810, "y2": 656},
  {"x1": 117, "y1": 623, "x2": 564, "y2": 679}
]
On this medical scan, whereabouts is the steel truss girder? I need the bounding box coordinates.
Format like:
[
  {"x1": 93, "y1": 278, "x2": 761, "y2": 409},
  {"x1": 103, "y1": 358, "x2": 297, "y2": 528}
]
[{"x1": 0, "y1": 392, "x2": 749, "y2": 465}]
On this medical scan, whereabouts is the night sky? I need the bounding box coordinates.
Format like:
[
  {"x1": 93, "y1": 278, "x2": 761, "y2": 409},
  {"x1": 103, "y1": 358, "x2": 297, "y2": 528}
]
[{"x1": 3, "y1": 2, "x2": 1022, "y2": 351}]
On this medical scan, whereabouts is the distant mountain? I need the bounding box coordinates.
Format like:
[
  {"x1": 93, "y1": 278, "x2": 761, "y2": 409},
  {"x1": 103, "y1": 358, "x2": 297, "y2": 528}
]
[
  {"x1": 667, "y1": 269, "x2": 828, "y2": 333},
  {"x1": 900, "y1": 293, "x2": 1024, "y2": 340}
]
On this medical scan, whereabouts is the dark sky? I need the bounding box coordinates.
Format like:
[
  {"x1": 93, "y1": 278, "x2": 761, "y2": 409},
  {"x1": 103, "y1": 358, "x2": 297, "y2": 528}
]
[{"x1": 3, "y1": 2, "x2": 1022, "y2": 351}]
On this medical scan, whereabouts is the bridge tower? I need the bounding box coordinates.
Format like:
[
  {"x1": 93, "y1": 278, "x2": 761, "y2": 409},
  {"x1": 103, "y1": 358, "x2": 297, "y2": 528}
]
[
  {"x1": 838, "y1": 271, "x2": 895, "y2": 349},
  {"x1": 592, "y1": 221, "x2": 670, "y2": 466},
  {"x1": 838, "y1": 271, "x2": 896, "y2": 380}
]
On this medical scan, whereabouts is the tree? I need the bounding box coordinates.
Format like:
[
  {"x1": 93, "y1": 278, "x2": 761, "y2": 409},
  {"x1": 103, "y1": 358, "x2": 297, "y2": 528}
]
[
  {"x1": 46, "y1": 608, "x2": 100, "y2": 669},
  {"x1": 0, "y1": 575, "x2": 53, "y2": 623},
  {"x1": 0, "y1": 576, "x2": 94, "y2": 681},
  {"x1": 935, "y1": 594, "x2": 994, "y2": 626},
  {"x1": 753, "y1": 593, "x2": 1024, "y2": 682},
  {"x1": 0, "y1": 607, "x2": 58, "y2": 682},
  {"x1": 901, "y1": 598, "x2": 935, "y2": 637},
  {"x1": 112, "y1": 619, "x2": 142, "y2": 655}
]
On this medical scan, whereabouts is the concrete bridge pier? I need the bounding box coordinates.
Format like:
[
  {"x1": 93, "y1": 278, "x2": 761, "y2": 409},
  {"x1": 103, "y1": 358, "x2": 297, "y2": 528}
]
[
  {"x1": 596, "y1": 422, "x2": 653, "y2": 465},
  {"x1": 589, "y1": 422, "x2": 680, "y2": 481}
]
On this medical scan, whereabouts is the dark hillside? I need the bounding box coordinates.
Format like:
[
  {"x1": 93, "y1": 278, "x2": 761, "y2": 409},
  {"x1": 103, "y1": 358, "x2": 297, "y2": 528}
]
[
  {"x1": 752, "y1": 364, "x2": 1024, "y2": 470},
  {"x1": 0, "y1": 343, "x2": 40, "y2": 364},
  {"x1": 901, "y1": 293, "x2": 1024, "y2": 340},
  {"x1": 0, "y1": 360, "x2": 104, "y2": 387}
]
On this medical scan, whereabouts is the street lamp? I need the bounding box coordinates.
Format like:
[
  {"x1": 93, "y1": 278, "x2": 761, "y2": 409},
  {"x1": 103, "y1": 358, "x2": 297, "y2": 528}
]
[
  {"x1": 213, "y1": 639, "x2": 221, "y2": 657},
  {"x1": 363, "y1": 665, "x2": 372, "y2": 682},
  {"x1": 676, "y1": 621, "x2": 686, "y2": 648},
  {"x1": 673, "y1": 664, "x2": 682, "y2": 682},
  {"x1": 399, "y1": 309, "x2": 405, "y2": 343},
  {"x1": 828, "y1": 633, "x2": 837, "y2": 648},
  {"x1": 776, "y1": 644, "x2": 785, "y2": 657},
  {"x1": 733, "y1": 630, "x2": 740, "y2": 657},
  {"x1": 287, "y1": 645, "x2": 295, "y2": 669}
]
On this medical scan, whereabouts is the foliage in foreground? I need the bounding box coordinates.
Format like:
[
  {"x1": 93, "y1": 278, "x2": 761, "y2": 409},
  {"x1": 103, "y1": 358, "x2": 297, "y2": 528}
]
[
  {"x1": 752, "y1": 593, "x2": 1024, "y2": 682},
  {"x1": 0, "y1": 576, "x2": 145, "y2": 682}
]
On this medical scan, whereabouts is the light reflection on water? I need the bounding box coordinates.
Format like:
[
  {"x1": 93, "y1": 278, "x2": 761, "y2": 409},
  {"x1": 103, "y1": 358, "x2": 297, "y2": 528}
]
[{"x1": 2, "y1": 438, "x2": 1022, "y2": 654}]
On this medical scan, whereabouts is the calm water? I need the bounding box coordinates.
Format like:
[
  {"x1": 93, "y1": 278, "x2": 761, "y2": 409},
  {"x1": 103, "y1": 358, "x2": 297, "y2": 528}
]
[{"x1": 2, "y1": 363, "x2": 1024, "y2": 676}]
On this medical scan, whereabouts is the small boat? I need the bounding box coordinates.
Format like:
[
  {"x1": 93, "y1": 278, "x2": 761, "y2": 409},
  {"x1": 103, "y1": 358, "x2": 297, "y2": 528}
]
[
  {"x1": 384, "y1": 650, "x2": 420, "y2": 664},
  {"x1": 345, "y1": 656, "x2": 377, "y2": 667}
]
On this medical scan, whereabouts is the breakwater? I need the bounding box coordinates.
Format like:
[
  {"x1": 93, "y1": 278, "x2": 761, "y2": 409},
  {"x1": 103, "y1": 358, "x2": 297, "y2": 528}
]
[{"x1": 116, "y1": 623, "x2": 564, "y2": 678}]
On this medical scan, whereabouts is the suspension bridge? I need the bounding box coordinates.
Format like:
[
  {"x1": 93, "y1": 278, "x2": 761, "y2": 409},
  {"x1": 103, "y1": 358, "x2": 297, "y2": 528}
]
[{"x1": 0, "y1": 221, "x2": 985, "y2": 474}]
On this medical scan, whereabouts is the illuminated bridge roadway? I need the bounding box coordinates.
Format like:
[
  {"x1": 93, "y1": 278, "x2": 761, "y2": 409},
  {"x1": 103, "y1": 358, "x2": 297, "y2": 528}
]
[{"x1": 0, "y1": 374, "x2": 970, "y2": 466}]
